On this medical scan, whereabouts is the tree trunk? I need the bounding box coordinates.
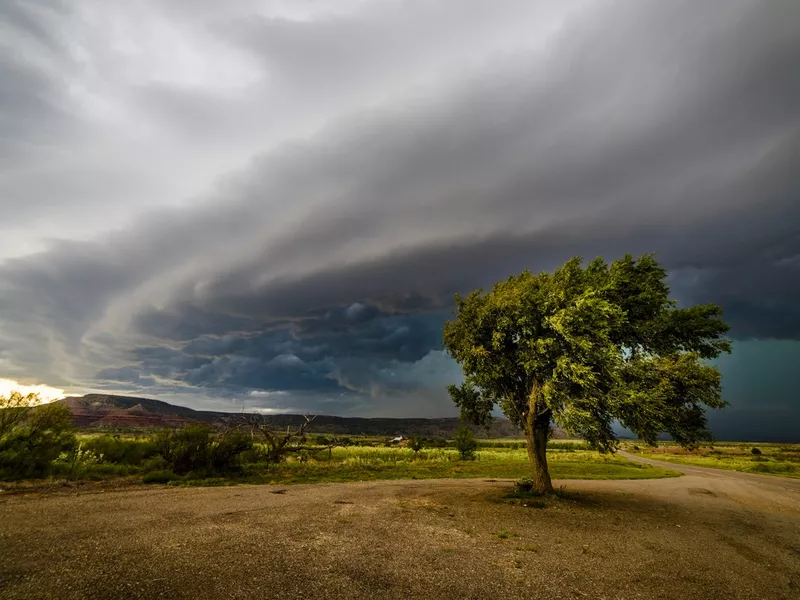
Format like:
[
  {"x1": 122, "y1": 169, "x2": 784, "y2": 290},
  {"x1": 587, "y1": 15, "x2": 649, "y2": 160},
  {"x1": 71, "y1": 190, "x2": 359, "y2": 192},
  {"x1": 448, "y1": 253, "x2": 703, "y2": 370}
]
[{"x1": 524, "y1": 413, "x2": 553, "y2": 494}]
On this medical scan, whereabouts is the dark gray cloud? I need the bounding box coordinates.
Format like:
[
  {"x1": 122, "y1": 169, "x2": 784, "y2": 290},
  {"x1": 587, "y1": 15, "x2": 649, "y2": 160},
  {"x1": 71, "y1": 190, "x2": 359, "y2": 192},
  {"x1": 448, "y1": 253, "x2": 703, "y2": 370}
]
[{"x1": 0, "y1": 0, "x2": 798, "y2": 437}]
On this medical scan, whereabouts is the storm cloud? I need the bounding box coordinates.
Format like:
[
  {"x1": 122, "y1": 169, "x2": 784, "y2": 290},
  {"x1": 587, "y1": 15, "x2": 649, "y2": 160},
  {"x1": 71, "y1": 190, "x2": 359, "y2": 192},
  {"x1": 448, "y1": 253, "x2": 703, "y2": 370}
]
[{"x1": 1, "y1": 0, "x2": 798, "y2": 437}]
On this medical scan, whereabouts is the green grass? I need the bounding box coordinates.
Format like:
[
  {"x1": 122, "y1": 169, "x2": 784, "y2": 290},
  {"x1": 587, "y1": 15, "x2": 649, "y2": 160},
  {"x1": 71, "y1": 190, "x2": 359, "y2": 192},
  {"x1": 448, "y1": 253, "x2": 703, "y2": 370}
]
[
  {"x1": 202, "y1": 446, "x2": 677, "y2": 486},
  {"x1": 55, "y1": 446, "x2": 676, "y2": 486},
  {"x1": 7, "y1": 435, "x2": 678, "y2": 487},
  {"x1": 623, "y1": 441, "x2": 800, "y2": 478},
  {"x1": 497, "y1": 530, "x2": 516, "y2": 539}
]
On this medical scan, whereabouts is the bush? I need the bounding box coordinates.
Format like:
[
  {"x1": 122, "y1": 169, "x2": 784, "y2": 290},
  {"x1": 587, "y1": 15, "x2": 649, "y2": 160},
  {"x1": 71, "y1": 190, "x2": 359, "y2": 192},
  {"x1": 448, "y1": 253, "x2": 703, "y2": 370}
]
[
  {"x1": 209, "y1": 430, "x2": 253, "y2": 472},
  {"x1": 155, "y1": 426, "x2": 210, "y2": 474},
  {"x1": 751, "y1": 447, "x2": 762, "y2": 456},
  {"x1": 154, "y1": 426, "x2": 253, "y2": 476},
  {"x1": 453, "y1": 426, "x2": 477, "y2": 460},
  {"x1": 0, "y1": 393, "x2": 76, "y2": 479},
  {"x1": 142, "y1": 455, "x2": 170, "y2": 472},
  {"x1": 82, "y1": 435, "x2": 158, "y2": 465},
  {"x1": 407, "y1": 437, "x2": 423, "y2": 453},
  {"x1": 239, "y1": 444, "x2": 269, "y2": 464}
]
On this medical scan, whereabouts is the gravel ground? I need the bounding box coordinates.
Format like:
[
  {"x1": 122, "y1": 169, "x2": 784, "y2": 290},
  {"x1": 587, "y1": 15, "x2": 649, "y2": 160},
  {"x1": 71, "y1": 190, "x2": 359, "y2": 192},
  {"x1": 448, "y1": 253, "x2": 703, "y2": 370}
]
[{"x1": 1, "y1": 458, "x2": 799, "y2": 600}]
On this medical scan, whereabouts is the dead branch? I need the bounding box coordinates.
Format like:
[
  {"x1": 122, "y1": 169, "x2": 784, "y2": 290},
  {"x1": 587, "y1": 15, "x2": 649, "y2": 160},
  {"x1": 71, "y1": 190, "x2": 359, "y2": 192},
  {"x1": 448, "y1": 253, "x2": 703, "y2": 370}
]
[{"x1": 232, "y1": 413, "x2": 317, "y2": 464}]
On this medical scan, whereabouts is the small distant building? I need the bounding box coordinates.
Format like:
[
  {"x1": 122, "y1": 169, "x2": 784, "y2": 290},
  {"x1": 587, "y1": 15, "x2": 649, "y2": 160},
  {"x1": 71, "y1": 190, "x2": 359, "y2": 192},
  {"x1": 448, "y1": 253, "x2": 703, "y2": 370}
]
[{"x1": 390, "y1": 435, "x2": 407, "y2": 444}]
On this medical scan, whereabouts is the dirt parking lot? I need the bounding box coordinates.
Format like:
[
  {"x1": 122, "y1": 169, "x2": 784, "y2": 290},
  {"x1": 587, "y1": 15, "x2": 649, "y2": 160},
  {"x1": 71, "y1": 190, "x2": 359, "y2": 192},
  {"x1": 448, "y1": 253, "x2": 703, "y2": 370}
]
[{"x1": 1, "y1": 457, "x2": 799, "y2": 600}]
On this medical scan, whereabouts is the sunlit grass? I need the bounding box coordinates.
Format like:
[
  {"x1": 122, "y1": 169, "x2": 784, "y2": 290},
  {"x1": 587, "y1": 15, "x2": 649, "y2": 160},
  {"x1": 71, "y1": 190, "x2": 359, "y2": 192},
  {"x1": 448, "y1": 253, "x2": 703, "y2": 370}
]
[
  {"x1": 226, "y1": 445, "x2": 678, "y2": 485},
  {"x1": 623, "y1": 441, "x2": 800, "y2": 478}
]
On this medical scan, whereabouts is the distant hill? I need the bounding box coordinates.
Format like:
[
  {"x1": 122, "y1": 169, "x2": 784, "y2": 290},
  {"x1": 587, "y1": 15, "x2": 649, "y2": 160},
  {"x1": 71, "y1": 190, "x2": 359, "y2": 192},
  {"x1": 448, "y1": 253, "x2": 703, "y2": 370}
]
[
  {"x1": 55, "y1": 394, "x2": 543, "y2": 438},
  {"x1": 58, "y1": 395, "x2": 213, "y2": 429}
]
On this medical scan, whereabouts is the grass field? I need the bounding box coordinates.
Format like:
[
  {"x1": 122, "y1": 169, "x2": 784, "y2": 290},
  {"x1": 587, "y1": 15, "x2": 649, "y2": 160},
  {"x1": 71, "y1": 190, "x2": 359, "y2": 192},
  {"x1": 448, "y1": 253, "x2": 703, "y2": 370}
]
[
  {"x1": 196, "y1": 445, "x2": 679, "y2": 486},
  {"x1": 9, "y1": 435, "x2": 679, "y2": 487},
  {"x1": 622, "y1": 441, "x2": 800, "y2": 478}
]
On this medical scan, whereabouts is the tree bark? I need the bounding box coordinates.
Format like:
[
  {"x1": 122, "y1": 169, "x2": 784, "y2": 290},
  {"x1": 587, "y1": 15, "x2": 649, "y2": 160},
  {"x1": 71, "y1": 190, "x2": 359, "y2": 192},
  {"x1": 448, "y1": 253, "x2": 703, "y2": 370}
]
[{"x1": 524, "y1": 411, "x2": 553, "y2": 495}]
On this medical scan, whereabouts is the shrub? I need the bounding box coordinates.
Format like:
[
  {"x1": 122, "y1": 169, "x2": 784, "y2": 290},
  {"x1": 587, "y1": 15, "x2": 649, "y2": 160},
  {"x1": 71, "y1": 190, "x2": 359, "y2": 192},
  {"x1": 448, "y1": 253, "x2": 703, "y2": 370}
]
[
  {"x1": 751, "y1": 447, "x2": 762, "y2": 456},
  {"x1": 142, "y1": 455, "x2": 170, "y2": 472},
  {"x1": 155, "y1": 426, "x2": 253, "y2": 476},
  {"x1": 0, "y1": 393, "x2": 76, "y2": 479},
  {"x1": 239, "y1": 444, "x2": 269, "y2": 464},
  {"x1": 82, "y1": 435, "x2": 158, "y2": 465},
  {"x1": 453, "y1": 426, "x2": 477, "y2": 460},
  {"x1": 155, "y1": 426, "x2": 210, "y2": 474},
  {"x1": 407, "y1": 437, "x2": 423, "y2": 453},
  {"x1": 209, "y1": 430, "x2": 253, "y2": 473}
]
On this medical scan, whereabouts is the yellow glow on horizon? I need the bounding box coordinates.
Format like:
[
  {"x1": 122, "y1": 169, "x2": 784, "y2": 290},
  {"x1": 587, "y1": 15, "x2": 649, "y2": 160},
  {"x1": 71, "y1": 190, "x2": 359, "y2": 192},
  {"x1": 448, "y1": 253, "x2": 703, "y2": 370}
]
[{"x1": 0, "y1": 378, "x2": 66, "y2": 403}]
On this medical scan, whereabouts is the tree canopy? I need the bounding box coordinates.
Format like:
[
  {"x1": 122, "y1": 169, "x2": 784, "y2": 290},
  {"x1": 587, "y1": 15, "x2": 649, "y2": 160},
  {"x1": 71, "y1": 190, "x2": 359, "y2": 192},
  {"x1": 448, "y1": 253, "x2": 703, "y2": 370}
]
[
  {"x1": 0, "y1": 392, "x2": 75, "y2": 479},
  {"x1": 443, "y1": 254, "x2": 731, "y2": 493}
]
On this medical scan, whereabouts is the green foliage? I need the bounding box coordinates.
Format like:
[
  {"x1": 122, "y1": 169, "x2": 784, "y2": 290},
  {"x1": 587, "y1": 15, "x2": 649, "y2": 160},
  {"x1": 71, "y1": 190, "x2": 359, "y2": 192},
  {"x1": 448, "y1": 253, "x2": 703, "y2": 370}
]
[
  {"x1": 453, "y1": 425, "x2": 477, "y2": 460},
  {"x1": 154, "y1": 426, "x2": 253, "y2": 476},
  {"x1": 407, "y1": 437, "x2": 424, "y2": 453},
  {"x1": 209, "y1": 429, "x2": 253, "y2": 472},
  {"x1": 154, "y1": 426, "x2": 208, "y2": 474},
  {"x1": 140, "y1": 454, "x2": 169, "y2": 472},
  {"x1": 447, "y1": 383, "x2": 494, "y2": 428},
  {"x1": 0, "y1": 393, "x2": 76, "y2": 479},
  {"x1": 514, "y1": 478, "x2": 534, "y2": 493},
  {"x1": 443, "y1": 254, "x2": 731, "y2": 488},
  {"x1": 81, "y1": 435, "x2": 158, "y2": 465},
  {"x1": 497, "y1": 529, "x2": 519, "y2": 540}
]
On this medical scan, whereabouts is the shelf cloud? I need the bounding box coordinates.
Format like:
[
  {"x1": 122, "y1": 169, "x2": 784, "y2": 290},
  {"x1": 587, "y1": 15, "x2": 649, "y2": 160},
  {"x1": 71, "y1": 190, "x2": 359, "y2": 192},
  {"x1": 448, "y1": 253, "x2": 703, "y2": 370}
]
[{"x1": 1, "y1": 0, "x2": 798, "y2": 437}]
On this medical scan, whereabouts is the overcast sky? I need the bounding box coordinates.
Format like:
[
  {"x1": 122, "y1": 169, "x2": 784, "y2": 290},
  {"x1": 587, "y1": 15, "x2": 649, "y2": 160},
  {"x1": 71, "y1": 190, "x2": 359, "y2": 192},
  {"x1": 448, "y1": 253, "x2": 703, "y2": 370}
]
[{"x1": 1, "y1": 0, "x2": 798, "y2": 440}]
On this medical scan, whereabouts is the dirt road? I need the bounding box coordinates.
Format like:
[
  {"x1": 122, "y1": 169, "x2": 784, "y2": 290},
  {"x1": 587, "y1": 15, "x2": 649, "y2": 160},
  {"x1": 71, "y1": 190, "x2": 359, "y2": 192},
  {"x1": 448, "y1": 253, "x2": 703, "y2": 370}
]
[
  {"x1": 1, "y1": 465, "x2": 799, "y2": 600},
  {"x1": 620, "y1": 450, "x2": 800, "y2": 507}
]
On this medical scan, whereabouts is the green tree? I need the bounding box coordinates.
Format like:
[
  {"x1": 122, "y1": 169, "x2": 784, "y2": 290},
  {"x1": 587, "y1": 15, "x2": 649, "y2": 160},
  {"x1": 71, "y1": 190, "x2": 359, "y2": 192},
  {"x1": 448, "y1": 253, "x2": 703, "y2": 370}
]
[
  {"x1": 0, "y1": 392, "x2": 75, "y2": 479},
  {"x1": 452, "y1": 425, "x2": 477, "y2": 460},
  {"x1": 443, "y1": 254, "x2": 731, "y2": 494}
]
